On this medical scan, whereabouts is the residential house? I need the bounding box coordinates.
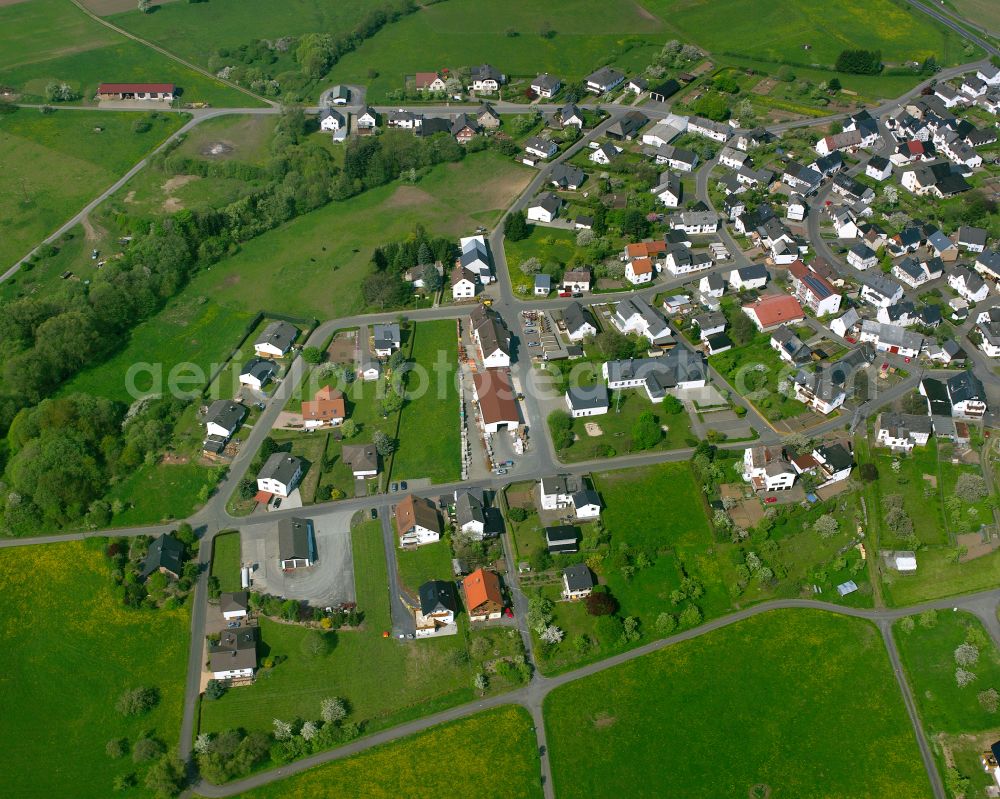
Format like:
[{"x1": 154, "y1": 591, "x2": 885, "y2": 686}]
[
  {"x1": 209, "y1": 627, "x2": 257, "y2": 682},
  {"x1": 387, "y1": 109, "x2": 423, "y2": 129},
  {"x1": 559, "y1": 103, "x2": 585, "y2": 129},
  {"x1": 278, "y1": 517, "x2": 315, "y2": 569},
  {"x1": 858, "y1": 272, "x2": 904, "y2": 309},
  {"x1": 472, "y1": 368, "x2": 520, "y2": 433},
  {"x1": 625, "y1": 256, "x2": 654, "y2": 285},
  {"x1": 815, "y1": 129, "x2": 863, "y2": 155},
  {"x1": 831, "y1": 173, "x2": 875, "y2": 205},
  {"x1": 742, "y1": 295, "x2": 805, "y2": 332},
  {"x1": 665, "y1": 245, "x2": 712, "y2": 275},
  {"x1": 875, "y1": 412, "x2": 933, "y2": 452},
  {"x1": 142, "y1": 534, "x2": 184, "y2": 580},
  {"x1": 876, "y1": 301, "x2": 918, "y2": 328},
  {"x1": 455, "y1": 487, "x2": 501, "y2": 540},
  {"x1": 611, "y1": 296, "x2": 672, "y2": 343},
  {"x1": 460, "y1": 234, "x2": 492, "y2": 283},
  {"x1": 562, "y1": 269, "x2": 592, "y2": 294},
  {"x1": 651, "y1": 171, "x2": 682, "y2": 207},
  {"x1": 586, "y1": 66, "x2": 626, "y2": 94},
  {"x1": 743, "y1": 445, "x2": 796, "y2": 492},
  {"x1": 301, "y1": 385, "x2": 346, "y2": 429},
  {"x1": 792, "y1": 347, "x2": 873, "y2": 414},
  {"x1": 669, "y1": 211, "x2": 718, "y2": 234},
  {"x1": 789, "y1": 259, "x2": 842, "y2": 316},
  {"x1": 866, "y1": 155, "x2": 892, "y2": 181},
  {"x1": 204, "y1": 400, "x2": 246, "y2": 441},
  {"x1": 319, "y1": 108, "x2": 345, "y2": 132},
  {"x1": 451, "y1": 265, "x2": 478, "y2": 299},
  {"x1": 396, "y1": 494, "x2": 442, "y2": 547},
  {"x1": 463, "y1": 569, "x2": 503, "y2": 621},
  {"x1": 540, "y1": 475, "x2": 582, "y2": 510},
  {"x1": 531, "y1": 73, "x2": 561, "y2": 98},
  {"x1": 562, "y1": 564, "x2": 594, "y2": 600},
  {"x1": 858, "y1": 320, "x2": 923, "y2": 358},
  {"x1": 372, "y1": 322, "x2": 401, "y2": 357},
  {"x1": 830, "y1": 308, "x2": 860, "y2": 339},
  {"x1": 470, "y1": 64, "x2": 504, "y2": 93},
  {"x1": 240, "y1": 358, "x2": 278, "y2": 391},
  {"x1": 572, "y1": 489, "x2": 602, "y2": 519},
  {"x1": 948, "y1": 266, "x2": 989, "y2": 302},
  {"x1": 415, "y1": 72, "x2": 447, "y2": 92},
  {"x1": 793, "y1": 443, "x2": 854, "y2": 487},
  {"x1": 451, "y1": 113, "x2": 481, "y2": 144},
  {"x1": 692, "y1": 311, "x2": 726, "y2": 340},
  {"x1": 341, "y1": 443, "x2": 379, "y2": 477},
  {"x1": 771, "y1": 325, "x2": 813, "y2": 366},
  {"x1": 719, "y1": 146, "x2": 749, "y2": 170},
  {"x1": 534, "y1": 274, "x2": 551, "y2": 296},
  {"x1": 647, "y1": 144, "x2": 698, "y2": 172},
  {"x1": 848, "y1": 243, "x2": 878, "y2": 271},
  {"x1": 526, "y1": 193, "x2": 563, "y2": 223},
  {"x1": 947, "y1": 370, "x2": 987, "y2": 419},
  {"x1": 787, "y1": 194, "x2": 807, "y2": 222},
  {"x1": 699, "y1": 273, "x2": 725, "y2": 301},
  {"x1": 476, "y1": 103, "x2": 501, "y2": 129},
  {"x1": 356, "y1": 106, "x2": 378, "y2": 131},
  {"x1": 549, "y1": 164, "x2": 586, "y2": 191},
  {"x1": 927, "y1": 229, "x2": 959, "y2": 262},
  {"x1": 976, "y1": 250, "x2": 1000, "y2": 282},
  {"x1": 471, "y1": 305, "x2": 511, "y2": 368},
  {"x1": 627, "y1": 77, "x2": 648, "y2": 94},
  {"x1": 901, "y1": 162, "x2": 971, "y2": 198},
  {"x1": 782, "y1": 161, "x2": 822, "y2": 194},
  {"x1": 525, "y1": 136, "x2": 558, "y2": 160},
  {"x1": 606, "y1": 111, "x2": 647, "y2": 141},
  {"x1": 256, "y1": 454, "x2": 303, "y2": 498},
  {"x1": 687, "y1": 116, "x2": 731, "y2": 142},
  {"x1": 892, "y1": 256, "x2": 935, "y2": 288},
  {"x1": 415, "y1": 580, "x2": 457, "y2": 637},
  {"x1": 728, "y1": 263, "x2": 769, "y2": 291},
  {"x1": 958, "y1": 226, "x2": 988, "y2": 254},
  {"x1": 219, "y1": 592, "x2": 248, "y2": 621},
  {"x1": 735, "y1": 128, "x2": 774, "y2": 151},
  {"x1": 977, "y1": 307, "x2": 1000, "y2": 357},
  {"x1": 254, "y1": 321, "x2": 298, "y2": 357},
  {"x1": 589, "y1": 141, "x2": 622, "y2": 165},
  {"x1": 545, "y1": 525, "x2": 579, "y2": 554},
  {"x1": 563, "y1": 301, "x2": 597, "y2": 341}
]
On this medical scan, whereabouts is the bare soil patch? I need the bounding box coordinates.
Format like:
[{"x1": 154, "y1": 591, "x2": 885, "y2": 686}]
[
  {"x1": 160, "y1": 452, "x2": 190, "y2": 465},
  {"x1": 956, "y1": 530, "x2": 1000, "y2": 562},
  {"x1": 584, "y1": 422, "x2": 603, "y2": 437},
  {"x1": 922, "y1": 473, "x2": 938, "y2": 488},
  {"x1": 752, "y1": 78, "x2": 777, "y2": 95},
  {"x1": 200, "y1": 141, "x2": 235, "y2": 158},
  {"x1": 326, "y1": 331, "x2": 358, "y2": 364},
  {"x1": 384, "y1": 185, "x2": 436, "y2": 209},
  {"x1": 162, "y1": 174, "x2": 198, "y2": 193}
]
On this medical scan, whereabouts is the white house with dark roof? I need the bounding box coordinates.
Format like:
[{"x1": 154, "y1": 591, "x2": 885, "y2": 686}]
[
  {"x1": 611, "y1": 296, "x2": 671, "y2": 343},
  {"x1": 531, "y1": 73, "x2": 561, "y2": 98},
  {"x1": 847, "y1": 243, "x2": 877, "y2": 271},
  {"x1": 743, "y1": 445, "x2": 796, "y2": 492},
  {"x1": 957, "y1": 226, "x2": 988, "y2": 254},
  {"x1": 254, "y1": 321, "x2": 298, "y2": 357},
  {"x1": 948, "y1": 266, "x2": 989, "y2": 303},
  {"x1": 565, "y1": 384, "x2": 609, "y2": 418},
  {"x1": 540, "y1": 475, "x2": 582, "y2": 510},
  {"x1": 527, "y1": 193, "x2": 563, "y2": 223},
  {"x1": 239, "y1": 358, "x2": 278, "y2": 392},
  {"x1": 586, "y1": 66, "x2": 625, "y2": 94},
  {"x1": 563, "y1": 301, "x2": 597, "y2": 341},
  {"x1": 866, "y1": 156, "x2": 892, "y2": 181},
  {"x1": 875, "y1": 412, "x2": 932, "y2": 452},
  {"x1": 257, "y1": 454, "x2": 304, "y2": 498}
]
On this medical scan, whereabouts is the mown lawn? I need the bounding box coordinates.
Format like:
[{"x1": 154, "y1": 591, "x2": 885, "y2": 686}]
[
  {"x1": 182, "y1": 151, "x2": 532, "y2": 320},
  {"x1": 199, "y1": 521, "x2": 474, "y2": 739},
  {"x1": 867, "y1": 441, "x2": 949, "y2": 546},
  {"x1": 396, "y1": 539, "x2": 456, "y2": 596},
  {"x1": 60, "y1": 296, "x2": 254, "y2": 403},
  {"x1": 216, "y1": 706, "x2": 541, "y2": 799},
  {"x1": 709, "y1": 336, "x2": 810, "y2": 422},
  {"x1": 893, "y1": 610, "x2": 1000, "y2": 734},
  {"x1": 545, "y1": 609, "x2": 932, "y2": 799},
  {"x1": 391, "y1": 320, "x2": 462, "y2": 485},
  {"x1": 504, "y1": 226, "x2": 581, "y2": 296},
  {"x1": 555, "y1": 389, "x2": 698, "y2": 463},
  {"x1": 0, "y1": 0, "x2": 255, "y2": 106},
  {"x1": 211, "y1": 531, "x2": 243, "y2": 592},
  {"x1": 643, "y1": 0, "x2": 966, "y2": 68},
  {"x1": 105, "y1": 460, "x2": 224, "y2": 526},
  {"x1": 0, "y1": 539, "x2": 190, "y2": 799},
  {"x1": 881, "y1": 546, "x2": 1000, "y2": 607},
  {"x1": 0, "y1": 107, "x2": 185, "y2": 270},
  {"x1": 326, "y1": 0, "x2": 664, "y2": 101}
]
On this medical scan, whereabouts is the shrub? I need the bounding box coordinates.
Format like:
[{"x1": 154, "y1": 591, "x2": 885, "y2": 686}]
[
  {"x1": 584, "y1": 589, "x2": 618, "y2": 616},
  {"x1": 132, "y1": 737, "x2": 165, "y2": 763},
  {"x1": 116, "y1": 686, "x2": 159, "y2": 716}
]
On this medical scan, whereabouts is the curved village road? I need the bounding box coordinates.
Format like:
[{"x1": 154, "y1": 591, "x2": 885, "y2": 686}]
[
  {"x1": 189, "y1": 589, "x2": 1000, "y2": 798},
  {"x1": 904, "y1": 0, "x2": 1000, "y2": 58}
]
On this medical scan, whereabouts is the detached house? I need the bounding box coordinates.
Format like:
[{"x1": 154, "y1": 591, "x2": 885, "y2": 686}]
[
  {"x1": 463, "y1": 569, "x2": 503, "y2": 621},
  {"x1": 204, "y1": 400, "x2": 246, "y2": 449},
  {"x1": 948, "y1": 266, "x2": 989, "y2": 303},
  {"x1": 793, "y1": 443, "x2": 855, "y2": 487},
  {"x1": 562, "y1": 269, "x2": 592, "y2": 294},
  {"x1": 789, "y1": 259, "x2": 841, "y2": 317},
  {"x1": 531, "y1": 73, "x2": 561, "y2": 98},
  {"x1": 525, "y1": 136, "x2": 558, "y2": 160},
  {"x1": 858, "y1": 272, "x2": 904, "y2": 309},
  {"x1": 876, "y1": 412, "x2": 933, "y2": 452},
  {"x1": 451, "y1": 265, "x2": 478, "y2": 299},
  {"x1": 540, "y1": 475, "x2": 582, "y2": 510},
  {"x1": 255, "y1": 321, "x2": 298, "y2": 357},
  {"x1": 589, "y1": 141, "x2": 622, "y2": 165},
  {"x1": 866, "y1": 155, "x2": 892, "y2": 181},
  {"x1": 742, "y1": 295, "x2": 804, "y2": 332},
  {"x1": 209, "y1": 628, "x2": 258, "y2": 683},
  {"x1": 847, "y1": 243, "x2": 878, "y2": 271},
  {"x1": 416, "y1": 580, "x2": 457, "y2": 637},
  {"x1": 729, "y1": 263, "x2": 768, "y2": 291},
  {"x1": 958, "y1": 226, "x2": 988, "y2": 254},
  {"x1": 469, "y1": 64, "x2": 504, "y2": 93},
  {"x1": 319, "y1": 108, "x2": 345, "y2": 133},
  {"x1": 612, "y1": 296, "x2": 672, "y2": 343},
  {"x1": 947, "y1": 370, "x2": 987, "y2": 419},
  {"x1": 743, "y1": 445, "x2": 796, "y2": 492},
  {"x1": 651, "y1": 171, "x2": 682, "y2": 207},
  {"x1": 396, "y1": 494, "x2": 442, "y2": 547},
  {"x1": 341, "y1": 443, "x2": 379, "y2": 478},
  {"x1": 563, "y1": 302, "x2": 597, "y2": 342},
  {"x1": 471, "y1": 305, "x2": 511, "y2": 368},
  {"x1": 142, "y1": 534, "x2": 184, "y2": 581},
  {"x1": 301, "y1": 385, "x2": 346, "y2": 429},
  {"x1": 527, "y1": 193, "x2": 563, "y2": 223},
  {"x1": 586, "y1": 66, "x2": 625, "y2": 94},
  {"x1": 562, "y1": 564, "x2": 594, "y2": 600},
  {"x1": 256, "y1": 454, "x2": 303, "y2": 498},
  {"x1": 687, "y1": 116, "x2": 731, "y2": 142}
]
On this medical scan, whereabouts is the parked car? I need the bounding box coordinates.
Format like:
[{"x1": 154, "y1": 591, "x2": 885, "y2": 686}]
[
  {"x1": 272, "y1": 498, "x2": 282, "y2": 509},
  {"x1": 400, "y1": 481, "x2": 408, "y2": 490},
  {"x1": 504, "y1": 607, "x2": 514, "y2": 618},
  {"x1": 503, "y1": 460, "x2": 514, "y2": 467},
  {"x1": 765, "y1": 496, "x2": 778, "y2": 504},
  {"x1": 227, "y1": 621, "x2": 240, "y2": 628},
  {"x1": 493, "y1": 467, "x2": 507, "y2": 475},
  {"x1": 370, "y1": 508, "x2": 378, "y2": 520},
  {"x1": 527, "y1": 342, "x2": 541, "y2": 347},
  {"x1": 390, "y1": 481, "x2": 398, "y2": 492}
]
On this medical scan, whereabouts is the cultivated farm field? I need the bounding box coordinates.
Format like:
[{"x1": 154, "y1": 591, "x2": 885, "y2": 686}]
[
  {"x1": 0, "y1": 107, "x2": 185, "y2": 269},
  {"x1": 0, "y1": 0, "x2": 253, "y2": 106},
  {"x1": 218, "y1": 706, "x2": 542, "y2": 799},
  {"x1": 0, "y1": 539, "x2": 190, "y2": 799},
  {"x1": 545, "y1": 609, "x2": 932, "y2": 799}
]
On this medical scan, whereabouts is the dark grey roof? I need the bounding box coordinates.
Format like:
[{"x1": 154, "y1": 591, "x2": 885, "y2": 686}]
[
  {"x1": 142, "y1": 534, "x2": 185, "y2": 578},
  {"x1": 255, "y1": 320, "x2": 298, "y2": 353},
  {"x1": 418, "y1": 580, "x2": 457, "y2": 615},
  {"x1": 649, "y1": 79, "x2": 680, "y2": 99},
  {"x1": 455, "y1": 490, "x2": 486, "y2": 528},
  {"x1": 563, "y1": 301, "x2": 595, "y2": 335},
  {"x1": 572, "y1": 489, "x2": 601, "y2": 509},
  {"x1": 532, "y1": 73, "x2": 561, "y2": 92},
  {"x1": 545, "y1": 525, "x2": 579, "y2": 551},
  {"x1": 817, "y1": 443, "x2": 854, "y2": 472},
  {"x1": 240, "y1": 357, "x2": 278, "y2": 383},
  {"x1": 550, "y1": 163, "x2": 585, "y2": 188},
  {"x1": 205, "y1": 400, "x2": 246, "y2": 433},
  {"x1": 566, "y1": 383, "x2": 609, "y2": 411},
  {"x1": 587, "y1": 66, "x2": 625, "y2": 88},
  {"x1": 278, "y1": 517, "x2": 314, "y2": 562},
  {"x1": 563, "y1": 563, "x2": 594, "y2": 592},
  {"x1": 219, "y1": 591, "x2": 249, "y2": 614},
  {"x1": 341, "y1": 443, "x2": 378, "y2": 473},
  {"x1": 868, "y1": 155, "x2": 890, "y2": 170},
  {"x1": 958, "y1": 226, "x2": 987, "y2": 247},
  {"x1": 209, "y1": 627, "x2": 257, "y2": 672},
  {"x1": 921, "y1": 377, "x2": 951, "y2": 415},
  {"x1": 259, "y1": 453, "x2": 303, "y2": 486},
  {"x1": 736, "y1": 263, "x2": 769, "y2": 281},
  {"x1": 947, "y1": 370, "x2": 985, "y2": 404}
]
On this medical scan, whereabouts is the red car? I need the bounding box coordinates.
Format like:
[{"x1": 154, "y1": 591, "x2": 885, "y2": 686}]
[
  {"x1": 504, "y1": 607, "x2": 514, "y2": 618},
  {"x1": 765, "y1": 496, "x2": 778, "y2": 504}
]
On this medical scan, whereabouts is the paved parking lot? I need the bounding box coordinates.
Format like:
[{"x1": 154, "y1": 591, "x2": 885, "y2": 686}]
[{"x1": 242, "y1": 507, "x2": 357, "y2": 608}]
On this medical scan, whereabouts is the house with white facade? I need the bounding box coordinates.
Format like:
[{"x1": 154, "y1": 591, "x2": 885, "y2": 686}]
[
  {"x1": 743, "y1": 445, "x2": 796, "y2": 492},
  {"x1": 396, "y1": 494, "x2": 442, "y2": 547},
  {"x1": 256, "y1": 454, "x2": 303, "y2": 498},
  {"x1": 875, "y1": 412, "x2": 933, "y2": 452}
]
